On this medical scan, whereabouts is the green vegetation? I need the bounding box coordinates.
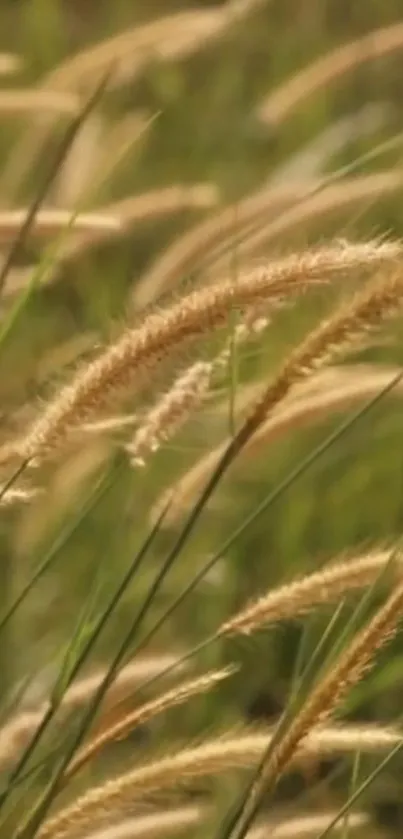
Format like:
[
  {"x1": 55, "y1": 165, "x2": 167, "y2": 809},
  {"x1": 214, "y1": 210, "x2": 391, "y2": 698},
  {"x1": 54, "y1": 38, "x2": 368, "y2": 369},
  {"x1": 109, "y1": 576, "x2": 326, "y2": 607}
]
[{"x1": 1, "y1": 1, "x2": 403, "y2": 837}]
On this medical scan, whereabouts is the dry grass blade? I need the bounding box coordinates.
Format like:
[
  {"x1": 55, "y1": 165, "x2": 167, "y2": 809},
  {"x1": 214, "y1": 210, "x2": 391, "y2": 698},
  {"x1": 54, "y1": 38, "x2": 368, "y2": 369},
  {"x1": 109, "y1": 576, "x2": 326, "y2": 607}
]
[
  {"x1": 87, "y1": 112, "x2": 153, "y2": 198},
  {"x1": 83, "y1": 806, "x2": 204, "y2": 839},
  {"x1": 152, "y1": 363, "x2": 403, "y2": 524},
  {"x1": 0, "y1": 89, "x2": 79, "y2": 116},
  {"x1": 0, "y1": 655, "x2": 185, "y2": 770},
  {"x1": 220, "y1": 549, "x2": 397, "y2": 635},
  {"x1": 36, "y1": 725, "x2": 401, "y2": 839},
  {"x1": 105, "y1": 184, "x2": 219, "y2": 224},
  {"x1": 54, "y1": 115, "x2": 104, "y2": 207},
  {"x1": 65, "y1": 667, "x2": 233, "y2": 781},
  {"x1": 257, "y1": 21, "x2": 403, "y2": 126},
  {"x1": 4, "y1": 241, "x2": 383, "y2": 463},
  {"x1": 64, "y1": 184, "x2": 219, "y2": 262},
  {"x1": 0, "y1": 210, "x2": 120, "y2": 244}
]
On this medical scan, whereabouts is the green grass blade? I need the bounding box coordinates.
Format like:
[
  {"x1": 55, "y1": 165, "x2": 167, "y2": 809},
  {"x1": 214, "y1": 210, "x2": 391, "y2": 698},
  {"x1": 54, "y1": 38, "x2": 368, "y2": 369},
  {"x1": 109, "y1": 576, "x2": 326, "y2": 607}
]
[
  {"x1": 315, "y1": 738, "x2": 403, "y2": 839},
  {"x1": 0, "y1": 456, "x2": 121, "y2": 637},
  {"x1": 7, "y1": 499, "x2": 171, "y2": 833}
]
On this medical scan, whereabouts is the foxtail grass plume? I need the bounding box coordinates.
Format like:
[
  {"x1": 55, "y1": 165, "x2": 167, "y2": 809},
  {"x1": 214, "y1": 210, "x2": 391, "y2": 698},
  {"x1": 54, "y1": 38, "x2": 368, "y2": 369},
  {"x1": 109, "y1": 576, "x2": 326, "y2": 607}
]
[
  {"x1": 36, "y1": 724, "x2": 401, "y2": 839},
  {"x1": 65, "y1": 667, "x2": 233, "y2": 781},
  {"x1": 233, "y1": 259, "x2": 403, "y2": 455},
  {"x1": 0, "y1": 654, "x2": 185, "y2": 770},
  {"x1": 128, "y1": 308, "x2": 269, "y2": 468},
  {"x1": 5, "y1": 241, "x2": 385, "y2": 463},
  {"x1": 219, "y1": 549, "x2": 397, "y2": 636}
]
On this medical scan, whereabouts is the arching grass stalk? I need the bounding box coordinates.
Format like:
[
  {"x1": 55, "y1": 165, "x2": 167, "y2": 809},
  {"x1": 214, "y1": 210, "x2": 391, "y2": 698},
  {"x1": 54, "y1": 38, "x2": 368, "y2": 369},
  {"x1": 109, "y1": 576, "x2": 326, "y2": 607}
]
[
  {"x1": 15, "y1": 368, "x2": 395, "y2": 800},
  {"x1": 15, "y1": 308, "x2": 403, "y2": 837},
  {"x1": 61, "y1": 367, "x2": 403, "y2": 783}
]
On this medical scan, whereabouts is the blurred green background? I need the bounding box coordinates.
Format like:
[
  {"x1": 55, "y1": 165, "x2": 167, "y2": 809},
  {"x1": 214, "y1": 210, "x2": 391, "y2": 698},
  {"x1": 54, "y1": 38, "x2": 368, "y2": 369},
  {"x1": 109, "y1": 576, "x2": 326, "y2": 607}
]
[{"x1": 1, "y1": 1, "x2": 403, "y2": 836}]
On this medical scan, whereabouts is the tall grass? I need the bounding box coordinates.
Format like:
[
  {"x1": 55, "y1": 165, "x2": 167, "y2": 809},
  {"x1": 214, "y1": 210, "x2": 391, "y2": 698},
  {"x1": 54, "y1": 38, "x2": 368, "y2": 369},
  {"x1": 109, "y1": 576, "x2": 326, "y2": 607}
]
[{"x1": 1, "y1": 2, "x2": 403, "y2": 839}]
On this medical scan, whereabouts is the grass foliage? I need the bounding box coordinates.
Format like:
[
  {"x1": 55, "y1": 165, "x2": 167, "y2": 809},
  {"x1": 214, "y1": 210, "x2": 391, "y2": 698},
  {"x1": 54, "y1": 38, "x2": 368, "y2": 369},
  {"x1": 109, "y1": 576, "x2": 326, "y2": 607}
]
[{"x1": 1, "y1": 1, "x2": 403, "y2": 837}]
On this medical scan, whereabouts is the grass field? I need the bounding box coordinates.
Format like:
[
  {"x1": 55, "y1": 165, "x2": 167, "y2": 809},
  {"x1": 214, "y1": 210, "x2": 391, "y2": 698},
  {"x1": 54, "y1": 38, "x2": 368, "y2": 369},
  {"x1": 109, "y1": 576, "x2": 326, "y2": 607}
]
[{"x1": 1, "y1": 1, "x2": 403, "y2": 837}]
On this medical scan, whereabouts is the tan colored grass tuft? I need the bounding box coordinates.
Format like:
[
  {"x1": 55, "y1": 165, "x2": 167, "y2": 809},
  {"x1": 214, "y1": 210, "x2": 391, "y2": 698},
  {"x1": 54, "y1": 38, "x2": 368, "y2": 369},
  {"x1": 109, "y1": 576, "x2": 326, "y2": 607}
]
[
  {"x1": 152, "y1": 363, "x2": 403, "y2": 525},
  {"x1": 220, "y1": 549, "x2": 397, "y2": 635},
  {"x1": 65, "y1": 667, "x2": 233, "y2": 781},
  {"x1": 4, "y1": 241, "x2": 382, "y2": 463},
  {"x1": 82, "y1": 806, "x2": 204, "y2": 839},
  {"x1": 0, "y1": 654, "x2": 185, "y2": 769},
  {"x1": 257, "y1": 22, "x2": 403, "y2": 126},
  {"x1": 36, "y1": 724, "x2": 401, "y2": 839}
]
